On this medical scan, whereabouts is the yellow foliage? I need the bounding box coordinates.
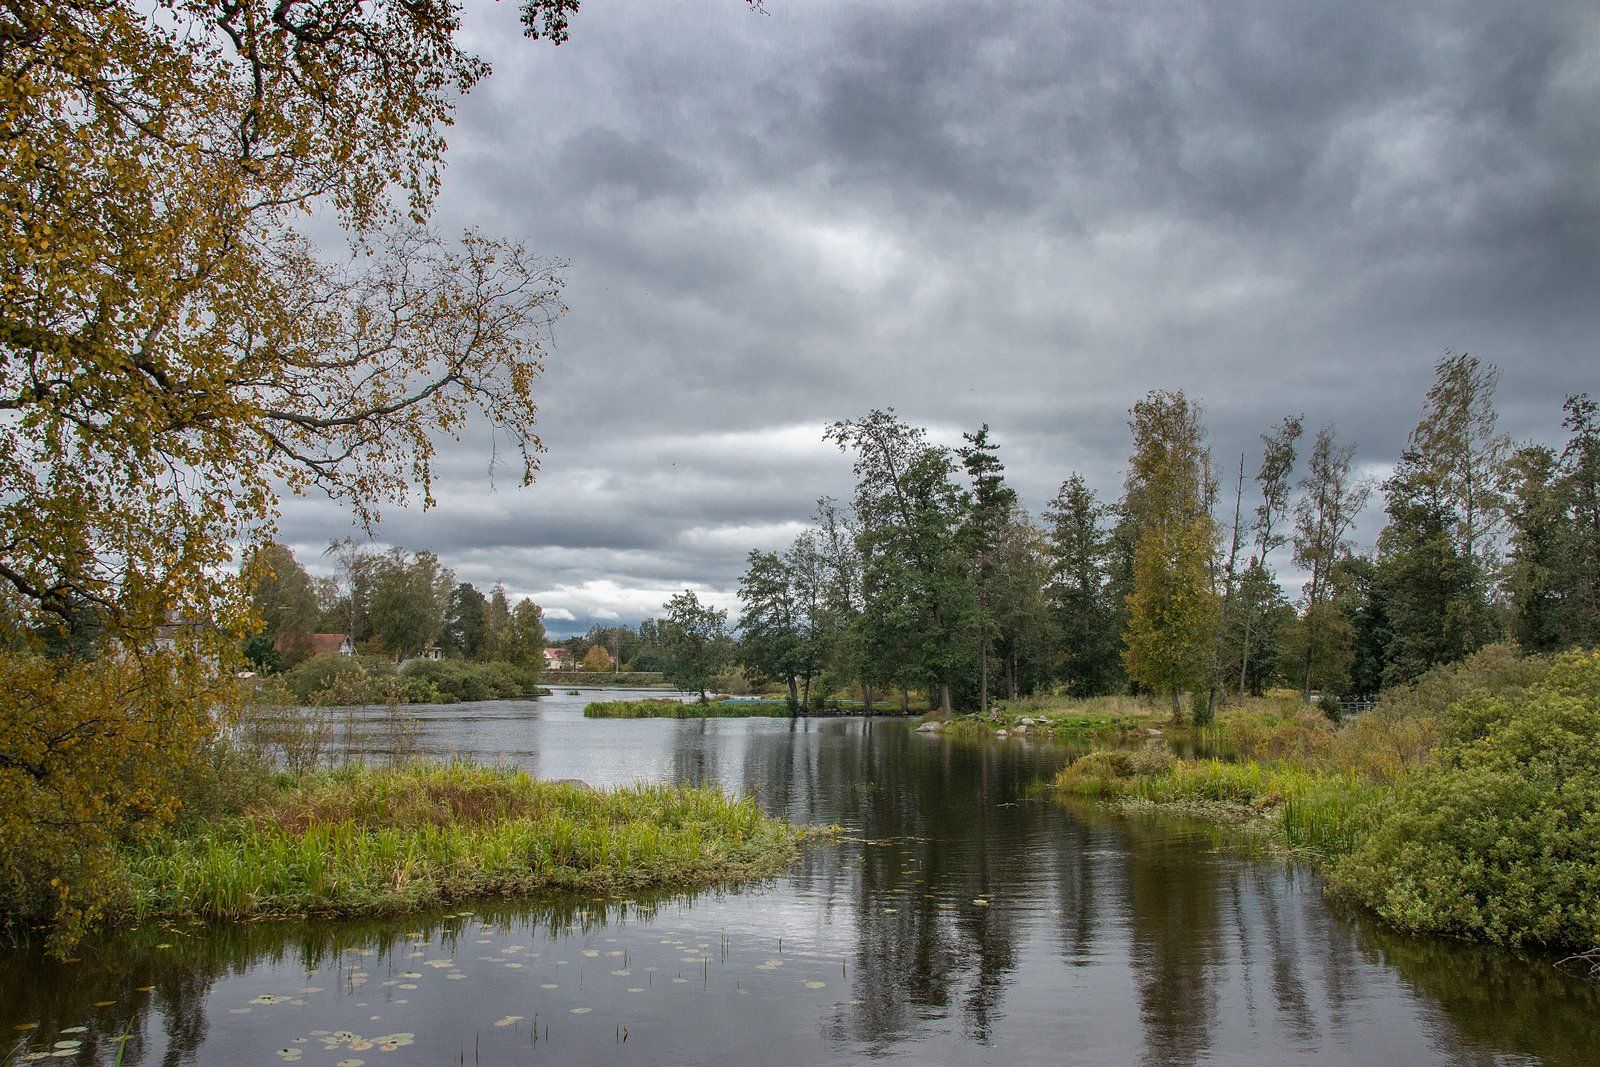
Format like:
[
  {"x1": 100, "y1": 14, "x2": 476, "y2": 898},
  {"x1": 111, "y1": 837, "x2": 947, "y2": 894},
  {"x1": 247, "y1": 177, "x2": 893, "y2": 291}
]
[{"x1": 0, "y1": 647, "x2": 230, "y2": 946}]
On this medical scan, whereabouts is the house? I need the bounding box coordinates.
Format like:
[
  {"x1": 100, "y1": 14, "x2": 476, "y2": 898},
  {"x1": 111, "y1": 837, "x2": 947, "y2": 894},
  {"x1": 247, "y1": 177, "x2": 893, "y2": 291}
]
[
  {"x1": 544, "y1": 647, "x2": 578, "y2": 671},
  {"x1": 276, "y1": 632, "x2": 354, "y2": 657}
]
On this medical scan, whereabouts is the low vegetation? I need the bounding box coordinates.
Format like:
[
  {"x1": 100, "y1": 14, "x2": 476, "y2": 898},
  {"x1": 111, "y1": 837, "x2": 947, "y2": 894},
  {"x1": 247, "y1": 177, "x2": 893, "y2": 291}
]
[
  {"x1": 269, "y1": 654, "x2": 544, "y2": 707},
  {"x1": 584, "y1": 699, "x2": 795, "y2": 719},
  {"x1": 122, "y1": 763, "x2": 805, "y2": 923},
  {"x1": 1053, "y1": 646, "x2": 1600, "y2": 952}
]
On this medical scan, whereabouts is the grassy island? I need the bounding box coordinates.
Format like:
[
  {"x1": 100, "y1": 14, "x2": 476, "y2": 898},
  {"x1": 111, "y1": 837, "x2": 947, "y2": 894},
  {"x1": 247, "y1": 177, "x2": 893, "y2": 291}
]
[
  {"x1": 120, "y1": 763, "x2": 805, "y2": 924},
  {"x1": 584, "y1": 699, "x2": 796, "y2": 718}
]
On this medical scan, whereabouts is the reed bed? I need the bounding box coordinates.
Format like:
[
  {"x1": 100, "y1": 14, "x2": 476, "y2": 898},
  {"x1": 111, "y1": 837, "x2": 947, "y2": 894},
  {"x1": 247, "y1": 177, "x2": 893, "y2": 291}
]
[
  {"x1": 121, "y1": 762, "x2": 803, "y2": 922},
  {"x1": 583, "y1": 699, "x2": 798, "y2": 718},
  {"x1": 1055, "y1": 752, "x2": 1381, "y2": 859}
]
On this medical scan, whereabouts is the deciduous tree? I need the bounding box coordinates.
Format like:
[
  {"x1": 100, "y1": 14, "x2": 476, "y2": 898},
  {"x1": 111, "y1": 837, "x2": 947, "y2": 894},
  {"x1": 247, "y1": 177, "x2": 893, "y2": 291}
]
[
  {"x1": 662, "y1": 590, "x2": 732, "y2": 703},
  {"x1": 1119, "y1": 391, "x2": 1219, "y2": 721}
]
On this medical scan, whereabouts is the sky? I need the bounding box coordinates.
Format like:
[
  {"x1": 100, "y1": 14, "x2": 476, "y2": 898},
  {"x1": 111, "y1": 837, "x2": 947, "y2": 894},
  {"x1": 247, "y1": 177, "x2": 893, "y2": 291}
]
[{"x1": 275, "y1": 0, "x2": 1600, "y2": 638}]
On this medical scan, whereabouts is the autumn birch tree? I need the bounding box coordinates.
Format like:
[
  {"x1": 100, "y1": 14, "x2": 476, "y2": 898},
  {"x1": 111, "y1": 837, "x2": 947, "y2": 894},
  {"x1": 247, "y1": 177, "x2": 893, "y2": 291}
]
[{"x1": 1120, "y1": 391, "x2": 1219, "y2": 723}]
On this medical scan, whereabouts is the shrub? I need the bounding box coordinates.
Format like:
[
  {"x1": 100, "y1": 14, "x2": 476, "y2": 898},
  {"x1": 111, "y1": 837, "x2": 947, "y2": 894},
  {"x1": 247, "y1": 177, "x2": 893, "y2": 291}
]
[
  {"x1": 0, "y1": 649, "x2": 230, "y2": 950},
  {"x1": 399, "y1": 659, "x2": 527, "y2": 702},
  {"x1": 1330, "y1": 651, "x2": 1600, "y2": 949},
  {"x1": 283, "y1": 653, "x2": 372, "y2": 705}
]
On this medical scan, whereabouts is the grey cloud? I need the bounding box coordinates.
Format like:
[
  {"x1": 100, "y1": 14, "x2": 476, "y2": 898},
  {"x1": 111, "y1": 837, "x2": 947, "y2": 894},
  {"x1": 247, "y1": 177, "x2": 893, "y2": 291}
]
[{"x1": 278, "y1": 0, "x2": 1599, "y2": 636}]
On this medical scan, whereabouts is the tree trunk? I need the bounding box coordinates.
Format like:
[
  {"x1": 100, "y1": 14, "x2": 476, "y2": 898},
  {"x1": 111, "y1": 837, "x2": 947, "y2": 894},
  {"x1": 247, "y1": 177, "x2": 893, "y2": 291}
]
[
  {"x1": 979, "y1": 639, "x2": 989, "y2": 718},
  {"x1": 900, "y1": 687, "x2": 910, "y2": 715},
  {"x1": 1237, "y1": 610, "x2": 1254, "y2": 705},
  {"x1": 940, "y1": 682, "x2": 952, "y2": 717},
  {"x1": 861, "y1": 683, "x2": 873, "y2": 714},
  {"x1": 1169, "y1": 689, "x2": 1182, "y2": 724},
  {"x1": 787, "y1": 674, "x2": 799, "y2": 713}
]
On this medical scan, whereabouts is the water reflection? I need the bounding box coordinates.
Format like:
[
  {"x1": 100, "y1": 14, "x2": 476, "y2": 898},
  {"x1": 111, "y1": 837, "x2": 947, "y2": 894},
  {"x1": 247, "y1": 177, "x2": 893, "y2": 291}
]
[{"x1": 4, "y1": 689, "x2": 1598, "y2": 1065}]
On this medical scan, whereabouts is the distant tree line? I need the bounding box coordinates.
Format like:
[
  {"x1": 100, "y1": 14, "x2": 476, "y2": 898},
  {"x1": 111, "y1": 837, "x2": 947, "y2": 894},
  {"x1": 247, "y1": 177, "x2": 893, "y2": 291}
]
[
  {"x1": 727, "y1": 353, "x2": 1598, "y2": 722},
  {"x1": 244, "y1": 540, "x2": 546, "y2": 674}
]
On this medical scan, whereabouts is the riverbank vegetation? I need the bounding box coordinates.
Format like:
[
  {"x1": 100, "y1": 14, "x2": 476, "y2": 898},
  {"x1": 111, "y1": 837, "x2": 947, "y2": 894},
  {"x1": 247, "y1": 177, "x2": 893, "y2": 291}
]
[
  {"x1": 585, "y1": 696, "x2": 920, "y2": 719},
  {"x1": 124, "y1": 763, "x2": 803, "y2": 924},
  {"x1": 1054, "y1": 647, "x2": 1600, "y2": 952},
  {"x1": 585, "y1": 699, "x2": 793, "y2": 719},
  {"x1": 264, "y1": 653, "x2": 547, "y2": 708}
]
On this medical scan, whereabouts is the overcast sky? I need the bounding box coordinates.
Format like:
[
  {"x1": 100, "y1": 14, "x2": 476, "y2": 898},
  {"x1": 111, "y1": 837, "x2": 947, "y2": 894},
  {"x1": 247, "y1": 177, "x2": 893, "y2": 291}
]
[{"x1": 276, "y1": 0, "x2": 1599, "y2": 637}]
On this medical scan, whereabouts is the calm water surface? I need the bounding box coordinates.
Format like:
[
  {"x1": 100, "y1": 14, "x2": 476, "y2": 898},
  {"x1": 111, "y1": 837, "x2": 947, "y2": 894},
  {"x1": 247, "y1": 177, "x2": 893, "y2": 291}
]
[{"x1": 4, "y1": 688, "x2": 1598, "y2": 1065}]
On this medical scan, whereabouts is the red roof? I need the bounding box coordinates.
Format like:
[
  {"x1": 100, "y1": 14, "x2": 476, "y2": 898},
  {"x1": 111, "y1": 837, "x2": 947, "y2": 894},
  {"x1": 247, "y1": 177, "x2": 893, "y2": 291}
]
[{"x1": 275, "y1": 633, "x2": 350, "y2": 655}]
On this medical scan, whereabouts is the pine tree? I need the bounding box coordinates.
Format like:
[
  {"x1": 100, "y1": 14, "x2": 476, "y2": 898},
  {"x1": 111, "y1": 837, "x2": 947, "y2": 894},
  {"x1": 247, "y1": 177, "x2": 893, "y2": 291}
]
[
  {"x1": 1044, "y1": 475, "x2": 1122, "y2": 696},
  {"x1": 957, "y1": 424, "x2": 1019, "y2": 715}
]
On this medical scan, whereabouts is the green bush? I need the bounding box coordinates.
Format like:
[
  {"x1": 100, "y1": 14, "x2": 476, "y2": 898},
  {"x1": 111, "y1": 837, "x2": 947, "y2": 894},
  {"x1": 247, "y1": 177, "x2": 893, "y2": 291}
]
[
  {"x1": 1330, "y1": 651, "x2": 1600, "y2": 949},
  {"x1": 400, "y1": 659, "x2": 526, "y2": 702},
  {"x1": 283, "y1": 653, "x2": 372, "y2": 705}
]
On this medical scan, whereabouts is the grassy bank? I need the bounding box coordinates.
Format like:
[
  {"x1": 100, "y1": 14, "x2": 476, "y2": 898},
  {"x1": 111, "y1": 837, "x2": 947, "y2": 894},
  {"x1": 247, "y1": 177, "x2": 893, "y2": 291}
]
[
  {"x1": 920, "y1": 694, "x2": 1168, "y2": 742},
  {"x1": 584, "y1": 699, "x2": 795, "y2": 718},
  {"x1": 584, "y1": 697, "x2": 918, "y2": 718},
  {"x1": 1055, "y1": 749, "x2": 1382, "y2": 857},
  {"x1": 121, "y1": 762, "x2": 805, "y2": 923},
  {"x1": 1051, "y1": 646, "x2": 1600, "y2": 953}
]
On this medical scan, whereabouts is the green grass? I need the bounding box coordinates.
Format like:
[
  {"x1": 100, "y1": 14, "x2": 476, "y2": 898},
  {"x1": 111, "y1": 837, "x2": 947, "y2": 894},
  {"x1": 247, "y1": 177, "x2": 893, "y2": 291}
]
[
  {"x1": 120, "y1": 762, "x2": 805, "y2": 922},
  {"x1": 1054, "y1": 753, "x2": 1382, "y2": 859},
  {"x1": 584, "y1": 697, "x2": 917, "y2": 718},
  {"x1": 584, "y1": 699, "x2": 798, "y2": 718}
]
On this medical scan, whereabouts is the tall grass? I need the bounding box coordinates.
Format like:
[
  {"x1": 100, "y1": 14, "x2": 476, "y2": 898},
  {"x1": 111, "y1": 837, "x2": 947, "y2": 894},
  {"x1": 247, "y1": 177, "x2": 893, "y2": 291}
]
[
  {"x1": 1055, "y1": 753, "x2": 1381, "y2": 859},
  {"x1": 584, "y1": 699, "x2": 797, "y2": 718},
  {"x1": 120, "y1": 762, "x2": 802, "y2": 922}
]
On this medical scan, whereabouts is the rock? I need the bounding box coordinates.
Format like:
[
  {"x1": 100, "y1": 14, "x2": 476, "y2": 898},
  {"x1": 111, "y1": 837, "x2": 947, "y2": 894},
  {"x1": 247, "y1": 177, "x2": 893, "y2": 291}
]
[
  {"x1": 1019, "y1": 717, "x2": 1037, "y2": 726},
  {"x1": 915, "y1": 720, "x2": 944, "y2": 733},
  {"x1": 994, "y1": 729, "x2": 1009, "y2": 737}
]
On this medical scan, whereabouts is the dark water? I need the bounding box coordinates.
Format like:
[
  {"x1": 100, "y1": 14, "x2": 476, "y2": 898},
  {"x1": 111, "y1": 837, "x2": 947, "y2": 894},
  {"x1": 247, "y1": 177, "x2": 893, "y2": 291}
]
[{"x1": 4, "y1": 688, "x2": 1598, "y2": 1065}]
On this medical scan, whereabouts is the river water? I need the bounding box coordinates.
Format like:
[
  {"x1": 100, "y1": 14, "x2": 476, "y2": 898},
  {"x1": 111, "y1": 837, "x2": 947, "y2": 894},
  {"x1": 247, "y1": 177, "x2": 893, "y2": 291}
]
[{"x1": 3, "y1": 688, "x2": 1597, "y2": 1065}]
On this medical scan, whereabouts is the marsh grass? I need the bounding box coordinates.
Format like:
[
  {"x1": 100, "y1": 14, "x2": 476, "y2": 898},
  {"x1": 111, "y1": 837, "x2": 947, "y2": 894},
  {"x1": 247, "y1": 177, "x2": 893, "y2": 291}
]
[
  {"x1": 584, "y1": 699, "x2": 796, "y2": 718},
  {"x1": 1055, "y1": 753, "x2": 1381, "y2": 859},
  {"x1": 121, "y1": 762, "x2": 804, "y2": 923},
  {"x1": 585, "y1": 698, "x2": 917, "y2": 718}
]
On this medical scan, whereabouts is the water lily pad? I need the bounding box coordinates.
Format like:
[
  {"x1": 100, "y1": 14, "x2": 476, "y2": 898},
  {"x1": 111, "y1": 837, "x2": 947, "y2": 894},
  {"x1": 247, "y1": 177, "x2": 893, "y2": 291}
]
[
  {"x1": 569, "y1": 1007, "x2": 591, "y2": 1015},
  {"x1": 804, "y1": 981, "x2": 826, "y2": 989},
  {"x1": 494, "y1": 1016, "x2": 523, "y2": 1027}
]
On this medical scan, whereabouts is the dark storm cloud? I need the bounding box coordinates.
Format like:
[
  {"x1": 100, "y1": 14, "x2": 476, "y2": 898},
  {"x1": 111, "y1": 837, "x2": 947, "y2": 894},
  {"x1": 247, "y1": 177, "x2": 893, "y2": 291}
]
[{"x1": 279, "y1": 0, "x2": 1600, "y2": 635}]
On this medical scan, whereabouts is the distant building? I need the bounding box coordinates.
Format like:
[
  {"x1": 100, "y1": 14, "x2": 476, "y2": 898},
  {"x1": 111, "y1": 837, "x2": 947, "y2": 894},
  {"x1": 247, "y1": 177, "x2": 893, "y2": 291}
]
[
  {"x1": 544, "y1": 647, "x2": 578, "y2": 670},
  {"x1": 277, "y1": 632, "x2": 354, "y2": 657}
]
